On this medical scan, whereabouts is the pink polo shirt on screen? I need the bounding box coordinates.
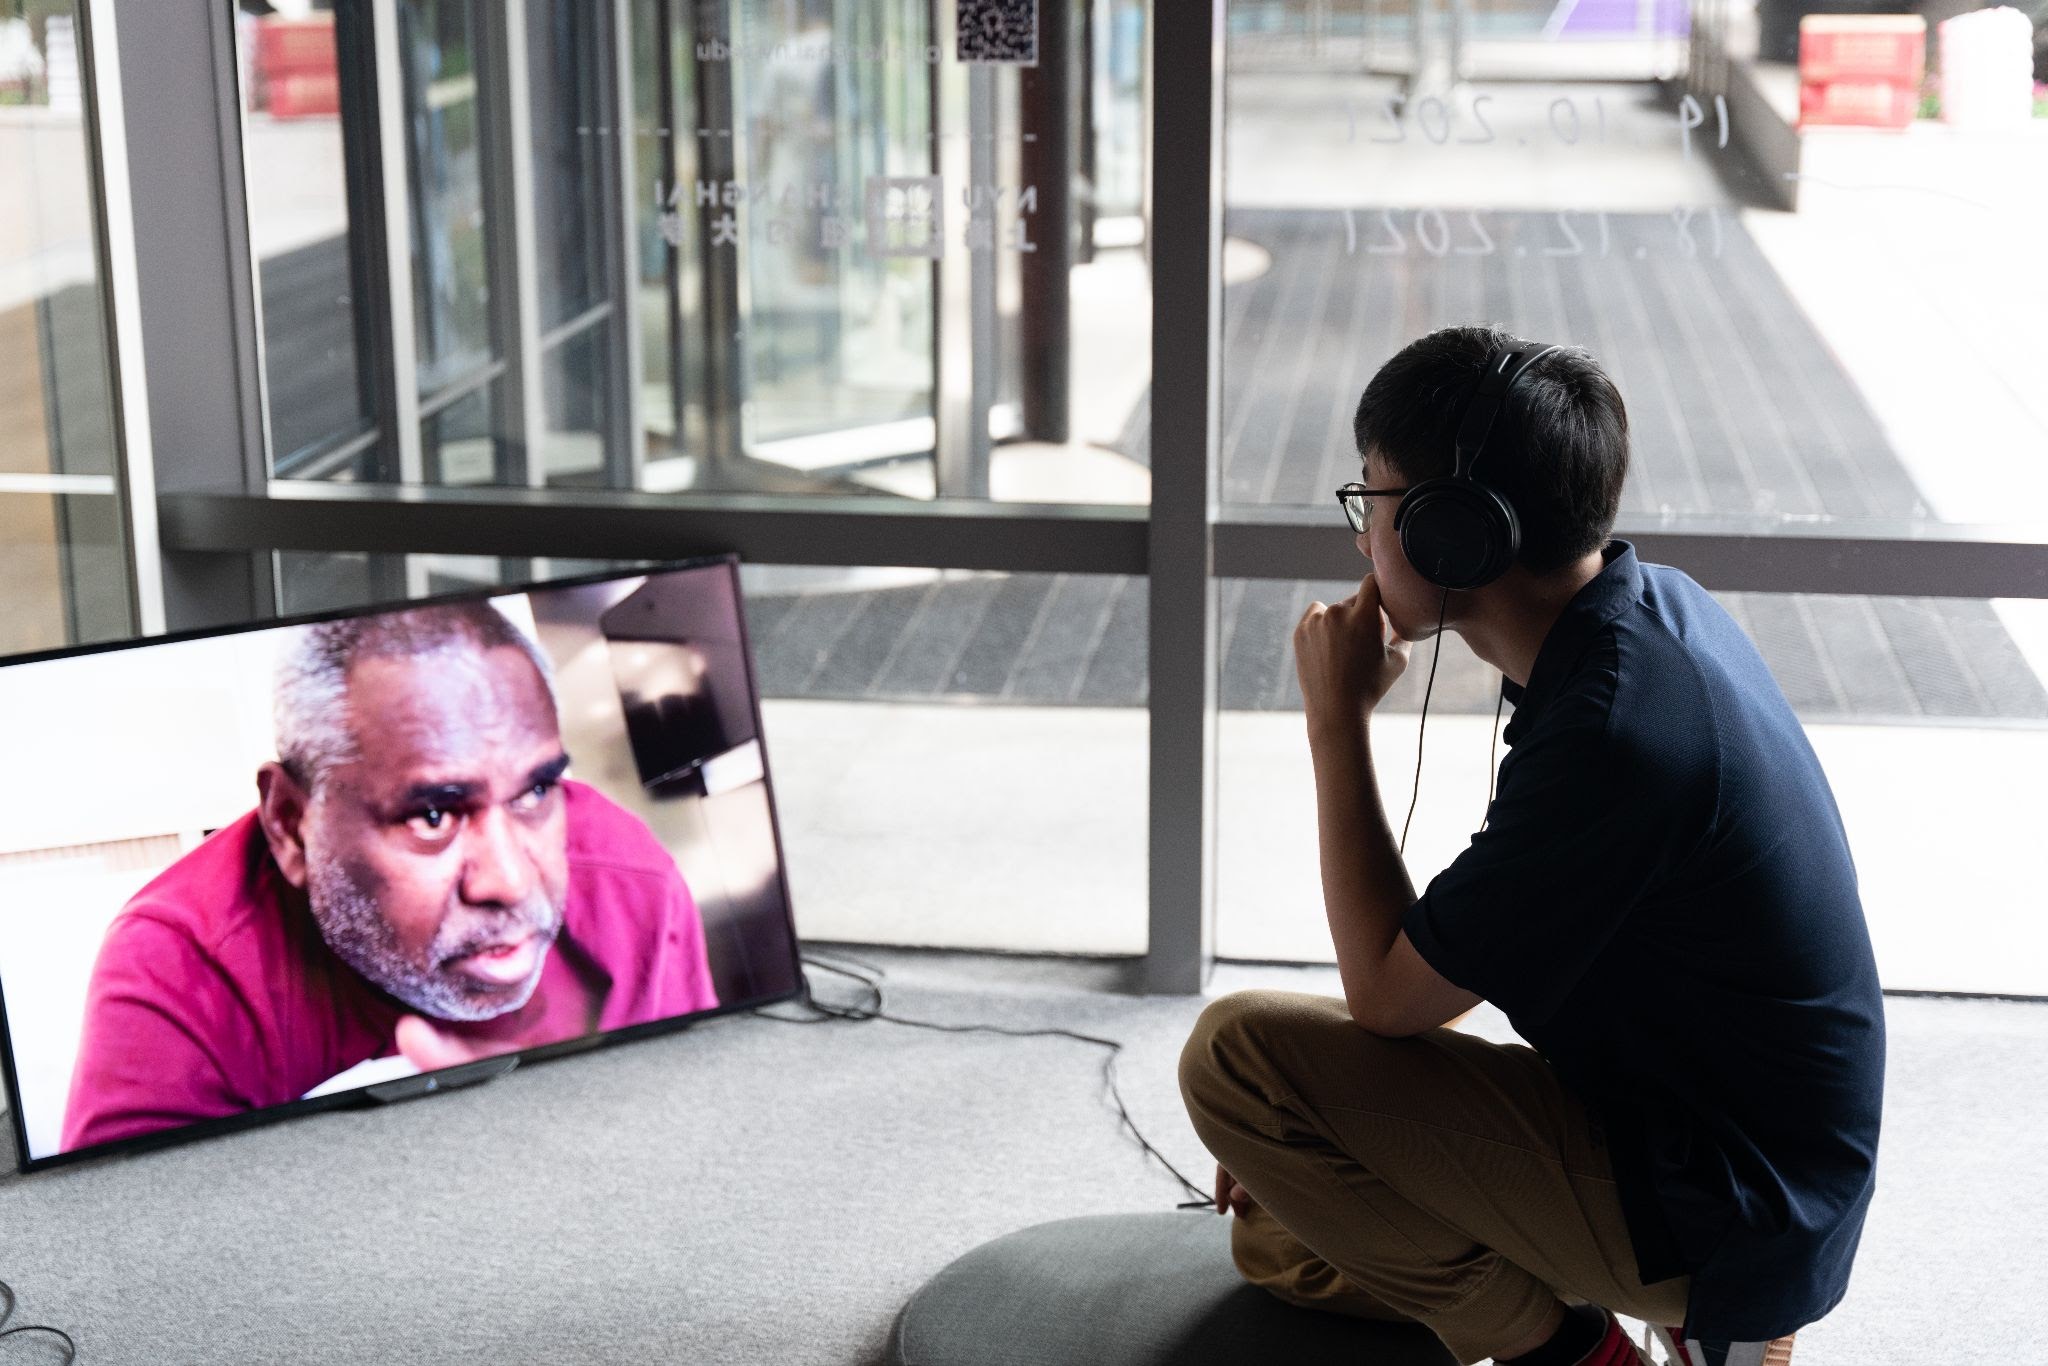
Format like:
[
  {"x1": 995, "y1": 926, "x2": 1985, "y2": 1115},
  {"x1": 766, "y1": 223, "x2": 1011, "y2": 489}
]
[{"x1": 61, "y1": 780, "x2": 718, "y2": 1154}]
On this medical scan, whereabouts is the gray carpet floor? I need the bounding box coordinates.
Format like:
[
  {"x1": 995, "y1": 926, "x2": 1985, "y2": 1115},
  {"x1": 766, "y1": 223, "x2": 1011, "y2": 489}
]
[{"x1": 2, "y1": 948, "x2": 2043, "y2": 1364}]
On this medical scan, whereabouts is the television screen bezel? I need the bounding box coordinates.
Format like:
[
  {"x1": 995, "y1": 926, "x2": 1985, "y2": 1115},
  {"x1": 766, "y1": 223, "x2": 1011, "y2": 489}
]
[{"x1": 0, "y1": 553, "x2": 805, "y2": 1174}]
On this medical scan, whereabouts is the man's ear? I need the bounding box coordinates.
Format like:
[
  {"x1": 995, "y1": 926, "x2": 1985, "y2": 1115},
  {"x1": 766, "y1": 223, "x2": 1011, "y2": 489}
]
[{"x1": 256, "y1": 761, "x2": 313, "y2": 889}]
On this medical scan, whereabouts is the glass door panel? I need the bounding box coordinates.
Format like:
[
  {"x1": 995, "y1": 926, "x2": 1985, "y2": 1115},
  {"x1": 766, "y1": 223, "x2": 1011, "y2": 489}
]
[
  {"x1": 529, "y1": 0, "x2": 626, "y2": 488},
  {"x1": 400, "y1": 0, "x2": 502, "y2": 392},
  {"x1": 240, "y1": 3, "x2": 384, "y2": 478},
  {"x1": 726, "y1": 0, "x2": 934, "y2": 453},
  {"x1": 0, "y1": 2, "x2": 134, "y2": 653}
]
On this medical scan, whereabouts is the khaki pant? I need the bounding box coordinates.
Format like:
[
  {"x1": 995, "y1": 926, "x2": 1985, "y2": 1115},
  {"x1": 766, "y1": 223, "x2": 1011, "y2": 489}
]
[{"x1": 1178, "y1": 989, "x2": 1690, "y2": 1365}]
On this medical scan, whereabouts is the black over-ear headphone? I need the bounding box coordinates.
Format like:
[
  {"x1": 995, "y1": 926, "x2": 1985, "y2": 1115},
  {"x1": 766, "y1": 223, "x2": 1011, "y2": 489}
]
[{"x1": 1392, "y1": 338, "x2": 1561, "y2": 591}]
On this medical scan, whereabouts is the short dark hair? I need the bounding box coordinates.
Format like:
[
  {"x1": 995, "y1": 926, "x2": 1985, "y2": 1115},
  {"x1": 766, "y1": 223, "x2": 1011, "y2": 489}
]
[{"x1": 1352, "y1": 325, "x2": 1629, "y2": 577}]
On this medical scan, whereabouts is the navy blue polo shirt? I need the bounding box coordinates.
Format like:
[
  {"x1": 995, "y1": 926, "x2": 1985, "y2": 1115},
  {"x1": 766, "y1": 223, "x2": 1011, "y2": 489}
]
[{"x1": 1401, "y1": 540, "x2": 1885, "y2": 1344}]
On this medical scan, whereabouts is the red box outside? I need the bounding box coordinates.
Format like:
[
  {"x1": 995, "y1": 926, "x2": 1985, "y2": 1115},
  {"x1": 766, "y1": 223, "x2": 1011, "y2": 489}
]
[
  {"x1": 1798, "y1": 15, "x2": 1925, "y2": 129},
  {"x1": 256, "y1": 16, "x2": 337, "y2": 81},
  {"x1": 267, "y1": 73, "x2": 341, "y2": 120}
]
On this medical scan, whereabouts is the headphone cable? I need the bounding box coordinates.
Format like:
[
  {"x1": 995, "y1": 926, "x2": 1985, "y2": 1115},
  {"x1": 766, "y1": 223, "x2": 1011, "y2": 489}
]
[
  {"x1": 1398, "y1": 585, "x2": 1453, "y2": 857},
  {"x1": 1480, "y1": 681, "x2": 1506, "y2": 831}
]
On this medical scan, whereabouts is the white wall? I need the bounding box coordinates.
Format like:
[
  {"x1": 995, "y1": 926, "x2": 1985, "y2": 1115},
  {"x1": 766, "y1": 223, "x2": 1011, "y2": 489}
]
[{"x1": 0, "y1": 631, "x2": 282, "y2": 856}]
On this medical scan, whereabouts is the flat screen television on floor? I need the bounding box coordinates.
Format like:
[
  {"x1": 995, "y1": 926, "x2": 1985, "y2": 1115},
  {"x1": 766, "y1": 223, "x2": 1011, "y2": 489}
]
[{"x1": 0, "y1": 556, "x2": 804, "y2": 1172}]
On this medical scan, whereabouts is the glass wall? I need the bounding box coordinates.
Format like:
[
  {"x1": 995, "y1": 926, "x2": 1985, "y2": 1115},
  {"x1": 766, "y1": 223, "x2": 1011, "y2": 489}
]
[
  {"x1": 26, "y1": 0, "x2": 2048, "y2": 989},
  {"x1": 1210, "y1": 0, "x2": 2048, "y2": 990},
  {"x1": 271, "y1": 553, "x2": 1151, "y2": 953},
  {"x1": 742, "y1": 564, "x2": 1149, "y2": 953},
  {"x1": 235, "y1": 0, "x2": 1154, "y2": 508},
  {"x1": 1089, "y1": 0, "x2": 1147, "y2": 223},
  {"x1": 275, "y1": 549, "x2": 515, "y2": 615},
  {"x1": 401, "y1": 0, "x2": 512, "y2": 479},
  {"x1": 0, "y1": 0, "x2": 133, "y2": 656},
  {"x1": 242, "y1": 2, "x2": 382, "y2": 479},
  {"x1": 724, "y1": 0, "x2": 933, "y2": 447},
  {"x1": 528, "y1": 0, "x2": 623, "y2": 487},
  {"x1": 1219, "y1": 0, "x2": 2047, "y2": 528},
  {"x1": 1215, "y1": 580, "x2": 2048, "y2": 994}
]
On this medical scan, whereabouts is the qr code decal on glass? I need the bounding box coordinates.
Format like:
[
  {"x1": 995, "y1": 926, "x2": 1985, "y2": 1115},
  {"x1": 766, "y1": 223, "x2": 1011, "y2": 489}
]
[{"x1": 958, "y1": 0, "x2": 1037, "y2": 65}]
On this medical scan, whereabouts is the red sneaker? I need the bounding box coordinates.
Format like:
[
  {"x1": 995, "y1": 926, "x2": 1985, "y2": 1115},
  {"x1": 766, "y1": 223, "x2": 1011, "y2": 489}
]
[
  {"x1": 1574, "y1": 1310, "x2": 1654, "y2": 1366},
  {"x1": 1647, "y1": 1325, "x2": 1798, "y2": 1366}
]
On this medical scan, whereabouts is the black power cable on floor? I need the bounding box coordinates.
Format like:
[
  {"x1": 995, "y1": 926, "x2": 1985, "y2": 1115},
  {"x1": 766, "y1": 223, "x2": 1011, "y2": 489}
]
[
  {"x1": 0, "y1": 1280, "x2": 76, "y2": 1364},
  {"x1": 754, "y1": 954, "x2": 1216, "y2": 1210}
]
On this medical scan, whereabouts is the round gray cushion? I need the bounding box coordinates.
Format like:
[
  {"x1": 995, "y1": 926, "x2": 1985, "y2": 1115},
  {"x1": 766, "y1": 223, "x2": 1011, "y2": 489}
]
[{"x1": 887, "y1": 1212, "x2": 1456, "y2": 1366}]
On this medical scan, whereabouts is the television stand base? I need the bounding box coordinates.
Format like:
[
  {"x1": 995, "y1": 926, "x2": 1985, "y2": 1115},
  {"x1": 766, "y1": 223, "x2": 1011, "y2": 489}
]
[{"x1": 364, "y1": 1055, "x2": 519, "y2": 1105}]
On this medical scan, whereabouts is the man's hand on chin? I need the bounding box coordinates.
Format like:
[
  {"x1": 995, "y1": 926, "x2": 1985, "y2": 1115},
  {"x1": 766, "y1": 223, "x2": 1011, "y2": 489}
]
[
  {"x1": 1295, "y1": 571, "x2": 1413, "y2": 740},
  {"x1": 393, "y1": 1013, "x2": 519, "y2": 1072}
]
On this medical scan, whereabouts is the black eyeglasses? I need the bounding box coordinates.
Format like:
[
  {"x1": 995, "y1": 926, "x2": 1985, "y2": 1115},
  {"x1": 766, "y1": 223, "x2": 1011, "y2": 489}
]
[{"x1": 1334, "y1": 483, "x2": 1411, "y2": 534}]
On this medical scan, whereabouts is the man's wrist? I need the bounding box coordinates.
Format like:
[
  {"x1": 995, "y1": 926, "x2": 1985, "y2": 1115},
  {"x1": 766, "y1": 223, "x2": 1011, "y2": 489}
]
[{"x1": 1307, "y1": 708, "x2": 1374, "y2": 752}]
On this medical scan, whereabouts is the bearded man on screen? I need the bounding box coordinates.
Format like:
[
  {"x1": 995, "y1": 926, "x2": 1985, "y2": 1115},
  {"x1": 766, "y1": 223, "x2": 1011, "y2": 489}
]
[{"x1": 63, "y1": 602, "x2": 717, "y2": 1153}]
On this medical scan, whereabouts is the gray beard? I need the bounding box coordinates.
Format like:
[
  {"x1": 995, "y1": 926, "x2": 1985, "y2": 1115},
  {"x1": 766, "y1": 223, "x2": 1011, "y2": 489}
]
[{"x1": 306, "y1": 856, "x2": 560, "y2": 1023}]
